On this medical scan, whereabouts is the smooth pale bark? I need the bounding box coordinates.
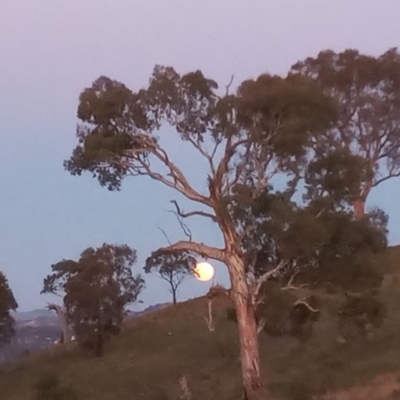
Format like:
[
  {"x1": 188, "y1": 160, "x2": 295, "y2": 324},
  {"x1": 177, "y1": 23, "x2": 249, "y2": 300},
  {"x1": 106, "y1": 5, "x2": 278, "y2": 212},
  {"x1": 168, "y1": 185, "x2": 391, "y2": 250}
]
[
  {"x1": 354, "y1": 198, "x2": 366, "y2": 220},
  {"x1": 228, "y1": 255, "x2": 267, "y2": 400},
  {"x1": 48, "y1": 304, "x2": 71, "y2": 343}
]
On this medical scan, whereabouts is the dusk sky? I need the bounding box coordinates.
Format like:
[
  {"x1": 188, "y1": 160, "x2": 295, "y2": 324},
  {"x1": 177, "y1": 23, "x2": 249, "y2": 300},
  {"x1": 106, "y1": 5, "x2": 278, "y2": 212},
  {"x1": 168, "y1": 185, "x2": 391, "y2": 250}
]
[{"x1": 1, "y1": 1, "x2": 399, "y2": 311}]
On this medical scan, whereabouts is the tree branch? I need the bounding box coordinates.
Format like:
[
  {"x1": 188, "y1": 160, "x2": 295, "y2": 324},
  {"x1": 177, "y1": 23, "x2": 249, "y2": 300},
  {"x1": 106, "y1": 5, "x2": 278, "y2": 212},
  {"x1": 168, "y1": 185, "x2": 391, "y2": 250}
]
[
  {"x1": 170, "y1": 200, "x2": 217, "y2": 222},
  {"x1": 168, "y1": 207, "x2": 193, "y2": 241},
  {"x1": 373, "y1": 170, "x2": 400, "y2": 186},
  {"x1": 158, "y1": 241, "x2": 225, "y2": 262},
  {"x1": 294, "y1": 298, "x2": 319, "y2": 313},
  {"x1": 123, "y1": 136, "x2": 212, "y2": 207},
  {"x1": 281, "y1": 269, "x2": 308, "y2": 291},
  {"x1": 225, "y1": 74, "x2": 234, "y2": 96},
  {"x1": 157, "y1": 226, "x2": 172, "y2": 245},
  {"x1": 251, "y1": 260, "x2": 288, "y2": 305}
]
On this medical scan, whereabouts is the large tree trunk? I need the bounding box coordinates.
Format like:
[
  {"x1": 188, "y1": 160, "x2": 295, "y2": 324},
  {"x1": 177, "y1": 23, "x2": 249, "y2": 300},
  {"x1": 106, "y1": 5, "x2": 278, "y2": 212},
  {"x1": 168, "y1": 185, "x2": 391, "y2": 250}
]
[
  {"x1": 354, "y1": 181, "x2": 372, "y2": 220},
  {"x1": 228, "y1": 255, "x2": 266, "y2": 400},
  {"x1": 354, "y1": 198, "x2": 365, "y2": 220},
  {"x1": 96, "y1": 318, "x2": 103, "y2": 357}
]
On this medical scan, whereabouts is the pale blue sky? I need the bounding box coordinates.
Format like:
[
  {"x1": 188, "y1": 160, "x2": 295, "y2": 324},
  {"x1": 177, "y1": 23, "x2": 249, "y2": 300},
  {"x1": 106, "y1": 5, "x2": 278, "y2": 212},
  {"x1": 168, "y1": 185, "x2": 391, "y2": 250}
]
[{"x1": 0, "y1": 1, "x2": 399, "y2": 311}]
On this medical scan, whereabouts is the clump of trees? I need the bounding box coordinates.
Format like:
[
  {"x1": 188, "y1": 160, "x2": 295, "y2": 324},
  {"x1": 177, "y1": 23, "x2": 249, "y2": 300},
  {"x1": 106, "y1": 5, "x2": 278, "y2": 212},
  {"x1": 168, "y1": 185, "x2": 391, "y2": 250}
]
[
  {"x1": 0, "y1": 271, "x2": 18, "y2": 347},
  {"x1": 42, "y1": 243, "x2": 144, "y2": 357},
  {"x1": 63, "y1": 47, "x2": 399, "y2": 399}
]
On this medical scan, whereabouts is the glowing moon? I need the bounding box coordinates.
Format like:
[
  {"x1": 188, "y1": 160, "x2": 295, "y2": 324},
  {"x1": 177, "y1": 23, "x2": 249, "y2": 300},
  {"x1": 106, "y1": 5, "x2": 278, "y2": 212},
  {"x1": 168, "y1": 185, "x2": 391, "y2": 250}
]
[{"x1": 194, "y1": 262, "x2": 215, "y2": 282}]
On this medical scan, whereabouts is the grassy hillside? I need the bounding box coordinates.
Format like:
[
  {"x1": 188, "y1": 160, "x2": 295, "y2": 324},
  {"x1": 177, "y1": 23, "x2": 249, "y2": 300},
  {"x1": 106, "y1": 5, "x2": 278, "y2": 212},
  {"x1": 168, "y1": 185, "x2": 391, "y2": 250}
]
[{"x1": 1, "y1": 255, "x2": 400, "y2": 399}]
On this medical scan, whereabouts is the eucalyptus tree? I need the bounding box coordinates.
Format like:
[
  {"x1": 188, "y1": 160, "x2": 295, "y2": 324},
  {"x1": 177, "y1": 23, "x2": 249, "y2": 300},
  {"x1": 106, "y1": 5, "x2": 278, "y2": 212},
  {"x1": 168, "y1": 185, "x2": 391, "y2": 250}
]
[
  {"x1": 65, "y1": 67, "x2": 335, "y2": 398},
  {"x1": 291, "y1": 48, "x2": 400, "y2": 218}
]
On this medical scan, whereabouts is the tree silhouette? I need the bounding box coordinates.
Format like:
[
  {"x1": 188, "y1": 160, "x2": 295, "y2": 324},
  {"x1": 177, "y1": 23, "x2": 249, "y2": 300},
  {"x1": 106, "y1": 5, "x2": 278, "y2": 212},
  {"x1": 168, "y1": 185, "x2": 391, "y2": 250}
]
[{"x1": 145, "y1": 249, "x2": 196, "y2": 304}]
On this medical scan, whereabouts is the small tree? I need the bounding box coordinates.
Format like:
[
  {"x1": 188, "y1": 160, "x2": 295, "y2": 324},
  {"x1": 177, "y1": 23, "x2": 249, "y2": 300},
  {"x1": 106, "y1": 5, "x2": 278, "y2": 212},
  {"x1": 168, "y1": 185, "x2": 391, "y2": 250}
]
[
  {"x1": 291, "y1": 48, "x2": 400, "y2": 219},
  {"x1": 0, "y1": 271, "x2": 18, "y2": 347},
  {"x1": 145, "y1": 249, "x2": 195, "y2": 304},
  {"x1": 42, "y1": 244, "x2": 144, "y2": 357}
]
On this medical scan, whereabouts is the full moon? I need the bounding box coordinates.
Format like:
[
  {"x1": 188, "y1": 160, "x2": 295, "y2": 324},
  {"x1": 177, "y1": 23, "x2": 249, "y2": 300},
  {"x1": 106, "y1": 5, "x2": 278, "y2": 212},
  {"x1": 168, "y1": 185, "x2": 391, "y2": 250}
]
[{"x1": 194, "y1": 262, "x2": 215, "y2": 282}]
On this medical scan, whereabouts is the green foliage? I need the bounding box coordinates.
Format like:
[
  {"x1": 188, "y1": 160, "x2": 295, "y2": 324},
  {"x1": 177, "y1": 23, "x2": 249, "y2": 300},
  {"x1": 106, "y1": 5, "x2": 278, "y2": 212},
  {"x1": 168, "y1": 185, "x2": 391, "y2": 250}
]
[
  {"x1": 34, "y1": 372, "x2": 78, "y2": 400},
  {"x1": 64, "y1": 65, "x2": 335, "y2": 196},
  {"x1": 338, "y1": 292, "x2": 387, "y2": 338},
  {"x1": 291, "y1": 48, "x2": 400, "y2": 208},
  {"x1": 42, "y1": 243, "x2": 144, "y2": 356},
  {"x1": 144, "y1": 250, "x2": 196, "y2": 304},
  {"x1": 227, "y1": 283, "x2": 320, "y2": 339},
  {"x1": 234, "y1": 181, "x2": 387, "y2": 294},
  {"x1": 0, "y1": 271, "x2": 18, "y2": 347}
]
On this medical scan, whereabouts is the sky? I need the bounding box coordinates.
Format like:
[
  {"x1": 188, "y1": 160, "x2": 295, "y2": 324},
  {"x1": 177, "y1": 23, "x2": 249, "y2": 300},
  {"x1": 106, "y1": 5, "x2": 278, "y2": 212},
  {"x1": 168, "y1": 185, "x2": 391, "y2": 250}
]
[{"x1": 0, "y1": 0, "x2": 399, "y2": 311}]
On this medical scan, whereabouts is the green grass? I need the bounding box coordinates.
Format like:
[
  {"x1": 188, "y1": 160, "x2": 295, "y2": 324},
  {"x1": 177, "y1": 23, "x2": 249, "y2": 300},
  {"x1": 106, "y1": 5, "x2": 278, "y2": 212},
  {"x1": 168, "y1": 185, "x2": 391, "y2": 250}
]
[{"x1": 1, "y1": 270, "x2": 400, "y2": 399}]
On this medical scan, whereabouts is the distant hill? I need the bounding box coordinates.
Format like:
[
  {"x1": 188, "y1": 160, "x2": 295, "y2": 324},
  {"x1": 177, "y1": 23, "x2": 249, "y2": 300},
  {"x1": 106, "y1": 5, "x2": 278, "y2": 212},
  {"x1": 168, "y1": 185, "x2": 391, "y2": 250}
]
[{"x1": 12, "y1": 309, "x2": 55, "y2": 321}]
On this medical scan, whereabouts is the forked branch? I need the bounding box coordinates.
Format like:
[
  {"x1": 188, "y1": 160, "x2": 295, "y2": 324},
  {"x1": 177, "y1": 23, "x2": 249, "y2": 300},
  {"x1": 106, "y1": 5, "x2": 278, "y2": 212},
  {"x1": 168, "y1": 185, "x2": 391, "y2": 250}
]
[{"x1": 251, "y1": 260, "x2": 288, "y2": 305}]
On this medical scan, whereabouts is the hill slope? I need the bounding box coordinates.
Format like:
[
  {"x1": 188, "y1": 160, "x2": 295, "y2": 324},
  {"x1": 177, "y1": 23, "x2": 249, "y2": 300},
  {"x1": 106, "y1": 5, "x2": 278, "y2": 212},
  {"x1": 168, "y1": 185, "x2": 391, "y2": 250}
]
[{"x1": 1, "y1": 282, "x2": 400, "y2": 400}]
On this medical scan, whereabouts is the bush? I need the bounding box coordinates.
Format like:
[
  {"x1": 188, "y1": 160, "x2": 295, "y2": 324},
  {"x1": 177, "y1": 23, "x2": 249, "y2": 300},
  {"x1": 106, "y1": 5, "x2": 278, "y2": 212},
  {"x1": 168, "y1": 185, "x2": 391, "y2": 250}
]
[
  {"x1": 269, "y1": 379, "x2": 314, "y2": 400},
  {"x1": 227, "y1": 283, "x2": 320, "y2": 339},
  {"x1": 337, "y1": 292, "x2": 386, "y2": 338},
  {"x1": 34, "y1": 372, "x2": 78, "y2": 400}
]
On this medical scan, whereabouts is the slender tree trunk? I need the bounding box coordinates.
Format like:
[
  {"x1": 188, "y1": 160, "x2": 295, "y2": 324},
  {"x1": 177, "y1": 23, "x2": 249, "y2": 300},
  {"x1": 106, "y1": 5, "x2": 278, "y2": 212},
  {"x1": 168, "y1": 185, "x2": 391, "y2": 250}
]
[
  {"x1": 48, "y1": 304, "x2": 71, "y2": 343},
  {"x1": 228, "y1": 255, "x2": 266, "y2": 400},
  {"x1": 96, "y1": 318, "x2": 103, "y2": 357},
  {"x1": 172, "y1": 287, "x2": 177, "y2": 305}
]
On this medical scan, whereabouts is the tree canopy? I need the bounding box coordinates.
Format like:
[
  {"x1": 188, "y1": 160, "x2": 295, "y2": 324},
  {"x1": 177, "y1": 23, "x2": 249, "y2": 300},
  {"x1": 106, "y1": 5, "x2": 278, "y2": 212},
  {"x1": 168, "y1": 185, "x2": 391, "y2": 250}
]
[
  {"x1": 145, "y1": 249, "x2": 196, "y2": 304},
  {"x1": 291, "y1": 48, "x2": 400, "y2": 218}
]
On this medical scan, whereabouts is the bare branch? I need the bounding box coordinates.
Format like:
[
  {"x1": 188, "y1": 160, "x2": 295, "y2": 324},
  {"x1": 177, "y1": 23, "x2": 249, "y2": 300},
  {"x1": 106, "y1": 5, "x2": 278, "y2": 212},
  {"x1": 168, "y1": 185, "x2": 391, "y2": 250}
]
[
  {"x1": 157, "y1": 226, "x2": 172, "y2": 245},
  {"x1": 225, "y1": 74, "x2": 234, "y2": 96},
  {"x1": 281, "y1": 269, "x2": 300, "y2": 289},
  {"x1": 251, "y1": 260, "x2": 288, "y2": 305},
  {"x1": 186, "y1": 136, "x2": 217, "y2": 176},
  {"x1": 257, "y1": 317, "x2": 266, "y2": 335},
  {"x1": 170, "y1": 200, "x2": 217, "y2": 222},
  {"x1": 169, "y1": 211, "x2": 192, "y2": 241},
  {"x1": 122, "y1": 137, "x2": 212, "y2": 206},
  {"x1": 373, "y1": 169, "x2": 400, "y2": 186},
  {"x1": 203, "y1": 299, "x2": 215, "y2": 332},
  {"x1": 294, "y1": 298, "x2": 319, "y2": 313},
  {"x1": 281, "y1": 280, "x2": 308, "y2": 291},
  {"x1": 158, "y1": 240, "x2": 225, "y2": 262}
]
